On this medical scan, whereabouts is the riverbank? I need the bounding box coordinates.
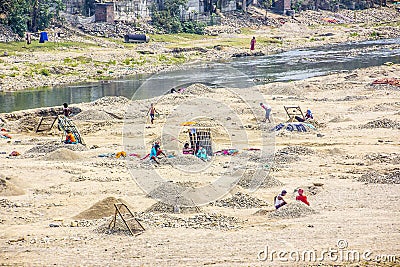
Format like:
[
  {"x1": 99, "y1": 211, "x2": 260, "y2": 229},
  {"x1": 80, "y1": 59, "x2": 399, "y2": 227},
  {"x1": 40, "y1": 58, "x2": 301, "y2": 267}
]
[{"x1": 0, "y1": 6, "x2": 399, "y2": 92}]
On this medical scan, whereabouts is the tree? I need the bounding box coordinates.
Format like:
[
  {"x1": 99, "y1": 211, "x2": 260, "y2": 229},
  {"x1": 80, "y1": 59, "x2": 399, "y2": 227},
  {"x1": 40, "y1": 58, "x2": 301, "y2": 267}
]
[
  {"x1": 151, "y1": 0, "x2": 206, "y2": 34},
  {"x1": 0, "y1": 0, "x2": 64, "y2": 37}
]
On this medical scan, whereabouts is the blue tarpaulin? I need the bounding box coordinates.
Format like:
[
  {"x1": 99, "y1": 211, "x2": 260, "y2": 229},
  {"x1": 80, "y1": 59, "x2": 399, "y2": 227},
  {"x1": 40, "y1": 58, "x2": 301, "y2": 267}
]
[{"x1": 39, "y1": 32, "x2": 48, "y2": 43}]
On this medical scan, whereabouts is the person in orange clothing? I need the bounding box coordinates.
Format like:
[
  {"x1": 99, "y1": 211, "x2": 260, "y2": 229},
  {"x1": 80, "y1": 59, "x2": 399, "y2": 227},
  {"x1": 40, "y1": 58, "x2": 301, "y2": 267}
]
[
  {"x1": 65, "y1": 130, "x2": 77, "y2": 144},
  {"x1": 296, "y1": 188, "x2": 310, "y2": 206}
]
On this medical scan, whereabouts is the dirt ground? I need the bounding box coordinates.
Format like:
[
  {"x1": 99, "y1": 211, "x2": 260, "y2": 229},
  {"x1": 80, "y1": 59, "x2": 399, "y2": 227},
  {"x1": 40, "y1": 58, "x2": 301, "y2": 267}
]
[{"x1": 0, "y1": 62, "x2": 399, "y2": 266}]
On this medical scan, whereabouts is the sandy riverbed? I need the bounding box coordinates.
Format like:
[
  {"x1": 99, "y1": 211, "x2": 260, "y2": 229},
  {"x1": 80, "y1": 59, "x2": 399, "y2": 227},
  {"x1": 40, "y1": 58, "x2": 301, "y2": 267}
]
[{"x1": 0, "y1": 61, "x2": 399, "y2": 265}]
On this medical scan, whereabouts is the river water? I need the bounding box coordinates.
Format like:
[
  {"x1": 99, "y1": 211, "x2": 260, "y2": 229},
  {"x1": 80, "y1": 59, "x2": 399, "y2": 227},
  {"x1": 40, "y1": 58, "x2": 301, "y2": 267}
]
[{"x1": 1, "y1": 38, "x2": 399, "y2": 113}]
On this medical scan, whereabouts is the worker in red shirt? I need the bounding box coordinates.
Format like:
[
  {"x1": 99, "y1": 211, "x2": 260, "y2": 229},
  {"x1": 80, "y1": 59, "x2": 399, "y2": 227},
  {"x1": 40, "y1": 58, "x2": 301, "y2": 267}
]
[{"x1": 296, "y1": 188, "x2": 310, "y2": 206}]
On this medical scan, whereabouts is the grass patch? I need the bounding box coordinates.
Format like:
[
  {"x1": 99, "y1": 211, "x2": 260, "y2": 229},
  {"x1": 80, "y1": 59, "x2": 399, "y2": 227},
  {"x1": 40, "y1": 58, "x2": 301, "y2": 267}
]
[
  {"x1": 240, "y1": 27, "x2": 255, "y2": 35},
  {"x1": 350, "y1": 32, "x2": 359, "y2": 37},
  {"x1": 10, "y1": 66, "x2": 19, "y2": 71},
  {"x1": 39, "y1": 69, "x2": 50, "y2": 76},
  {"x1": 0, "y1": 41, "x2": 97, "y2": 54}
]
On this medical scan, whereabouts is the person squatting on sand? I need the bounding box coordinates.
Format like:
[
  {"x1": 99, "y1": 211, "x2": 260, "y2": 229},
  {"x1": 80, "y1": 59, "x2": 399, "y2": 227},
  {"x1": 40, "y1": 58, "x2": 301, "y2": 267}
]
[
  {"x1": 274, "y1": 190, "x2": 287, "y2": 209},
  {"x1": 64, "y1": 130, "x2": 77, "y2": 144},
  {"x1": 183, "y1": 142, "x2": 194, "y2": 155},
  {"x1": 296, "y1": 188, "x2": 310, "y2": 206},
  {"x1": 260, "y1": 103, "x2": 272, "y2": 123},
  {"x1": 196, "y1": 146, "x2": 208, "y2": 161}
]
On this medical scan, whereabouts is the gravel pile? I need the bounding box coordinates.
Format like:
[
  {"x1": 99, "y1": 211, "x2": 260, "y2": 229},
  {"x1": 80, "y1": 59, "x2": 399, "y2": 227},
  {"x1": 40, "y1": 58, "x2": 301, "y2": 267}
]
[
  {"x1": 94, "y1": 212, "x2": 241, "y2": 233},
  {"x1": 146, "y1": 201, "x2": 201, "y2": 214},
  {"x1": 268, "y1": 202, "x2": 316, "y2": 219},
  {"x1": 147, "y1": 182, "x2": 195, "y2": 206},
  {"x1": 25, "y1": 143, "x2": 88, "y2": 154},
  {"x1": 89, "y1": 96, "x2": 130, "y2": 107},
  {"x1": 364, "y1": 153, "x2": 400, "y2": 165},
  {"x1": 237, "y1": 170, "x2": 283, "y2": 189},
  {"x1": 159, "y1": 155, "x2": 205, "y2": 166},
  {"x1": 212, "y1": 192, "x2": 268, "y2": 209},
  {"x1": 183, "y1": 83, "x2": 214, "y2": 95},
  {"x1": 362, "y1": 118, "x2": 400, "y2": 129},
  {"x1": 138, "y1": 212, "x2": 240, "y2": 230},
  {"x1": 274, "y1": 152, "x2": 300, "y2": 165},
  {"x1": 79, "y1": 121, "x2": 115, "y2": 134},
  {"x1": 73, "y1": 110, "x2": 114, "y2": 121},
  {"x1": 357, "y1": 170, "x2": 400, "y2": 184},
  {"x1": 70, "y1": 175, "x2": 122, "y2": 182},
  {"x1": 277, "y1": 146, "x2": 315, "y2": 155}
]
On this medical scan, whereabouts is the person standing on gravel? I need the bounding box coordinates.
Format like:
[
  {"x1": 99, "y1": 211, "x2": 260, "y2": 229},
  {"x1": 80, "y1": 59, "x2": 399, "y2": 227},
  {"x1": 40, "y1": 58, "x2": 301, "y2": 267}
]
[
  {"x1": 250, "y1": 36, "x2": 256, "y2": 51},
  {"x1": 147, "y1": 103, "x2": 159, "y2": 124},
  {"x1": 274, "y1": 190, "x2": 287, "y2": 209},
  {"x1": 260, "y1": 103, "x2": 272, "y2": 123}
]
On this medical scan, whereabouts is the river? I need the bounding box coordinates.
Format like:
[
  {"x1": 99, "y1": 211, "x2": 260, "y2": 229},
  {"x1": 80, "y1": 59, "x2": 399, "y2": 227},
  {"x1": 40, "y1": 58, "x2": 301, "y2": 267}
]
[{"x1": 1, "y1": 38, "x2": 399, "y2": 113}]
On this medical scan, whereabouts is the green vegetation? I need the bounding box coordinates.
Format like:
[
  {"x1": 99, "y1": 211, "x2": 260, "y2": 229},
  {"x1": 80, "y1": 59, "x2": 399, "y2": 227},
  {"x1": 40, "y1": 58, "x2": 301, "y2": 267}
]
[
  {"x1": 0, "y1": 41, "x2": 96, "y2": 55},
  {"x1": 350, "y1": 32, "x2": 359, "y2": 37},
  {"x1": 370, "y1": 31, "x2": 379, "y2": 37},
  {"x1": 150, "y1": 0, "x2": 206, "y2": 34},
  {"x1": 123, "y1": 56, "x2": 147, "y2": 66},
  {"x1": 39, "y1": 68, "x2": 50, "y2": 76},
  {"x1": 0, "y1": 0, "x2": 65, "y2": 37},
  {"x1": 10, "y1": 66, "x2": 19, "y2": 71}
]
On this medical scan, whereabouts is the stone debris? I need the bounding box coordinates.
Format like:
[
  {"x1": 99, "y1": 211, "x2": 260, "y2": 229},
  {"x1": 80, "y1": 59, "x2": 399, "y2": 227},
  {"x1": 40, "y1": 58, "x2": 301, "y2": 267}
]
[
  {"x1": 73, "y1": 110, "x2": 114, "y2": 121},
  {"x1": 268, "y1": 202, "x2": 316, "y2": 219},
  {"x1": 159, "y1": 155, "x2": 205, "y2": 166},
  {"x1": 212, "y1": 192, "x2": 268, "y2": 209},
  {"x1": 357, "y1": 170, "x2": 400, "y2": 184},
  {"x1": 146, "y1": 201, "x2": 201, "y2": 214},
  {"x1": 25, "y1": 142, "x2": 88, "y2": 155},
  {"x1": 277, "y1": 146, "x2": 315, "y2": 155},
  {"x1": 364, "y1": 153, "x2": 400, "y2": 165},
  {"x1": 147, "y1": 182, "x2": 196, "y2": 206},
  {"x1": 95, "y1": 212, "x2": 241, "y2": 233},
  {"x1": 237, "y1": 170, "x2": 283, "y2": 189},
  {"x1": 362, "y1": 118, "x2": 400, "y2": 129}
]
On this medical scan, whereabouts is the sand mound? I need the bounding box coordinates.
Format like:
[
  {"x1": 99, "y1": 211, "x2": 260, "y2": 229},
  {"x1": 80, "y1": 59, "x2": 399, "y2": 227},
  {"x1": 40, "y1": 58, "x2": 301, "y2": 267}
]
[
  {"x1": 268, "y1": 202, "x2": 316, "y2": 219},
  {"x1": 212, "y1": 192, "x2": 268, "y2": 209},
  {"x1": 0, "y1": 178, "x2": 25, "y2": 196},
  {"x1": 42, "y1": 148, "x2": 83, "y2": 161},
  {"x1": 357, "y1": 170, "x2": 400, "y2": 184},
  {"x1": 73, "y1": 197, "x2": 128, "y2": 220},
  {"x1": 73, "y1": 110, "x2": 114, "y2": 121},
  {"x1": 146, "y1": 201, "x2": 201, "y2": 214}
]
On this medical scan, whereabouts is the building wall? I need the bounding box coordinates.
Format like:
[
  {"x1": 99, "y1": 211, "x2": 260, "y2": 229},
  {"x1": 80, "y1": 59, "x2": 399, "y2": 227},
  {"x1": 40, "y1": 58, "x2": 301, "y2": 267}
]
[{"x1": 95, "y1": 4, "x2": 115, "y2": 22}]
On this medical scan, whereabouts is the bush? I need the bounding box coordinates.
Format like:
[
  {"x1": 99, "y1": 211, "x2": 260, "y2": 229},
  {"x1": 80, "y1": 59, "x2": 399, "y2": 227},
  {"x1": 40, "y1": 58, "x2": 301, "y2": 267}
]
[{"x1": 39, "y1": 68, "x2": 50, "y2": 76}]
